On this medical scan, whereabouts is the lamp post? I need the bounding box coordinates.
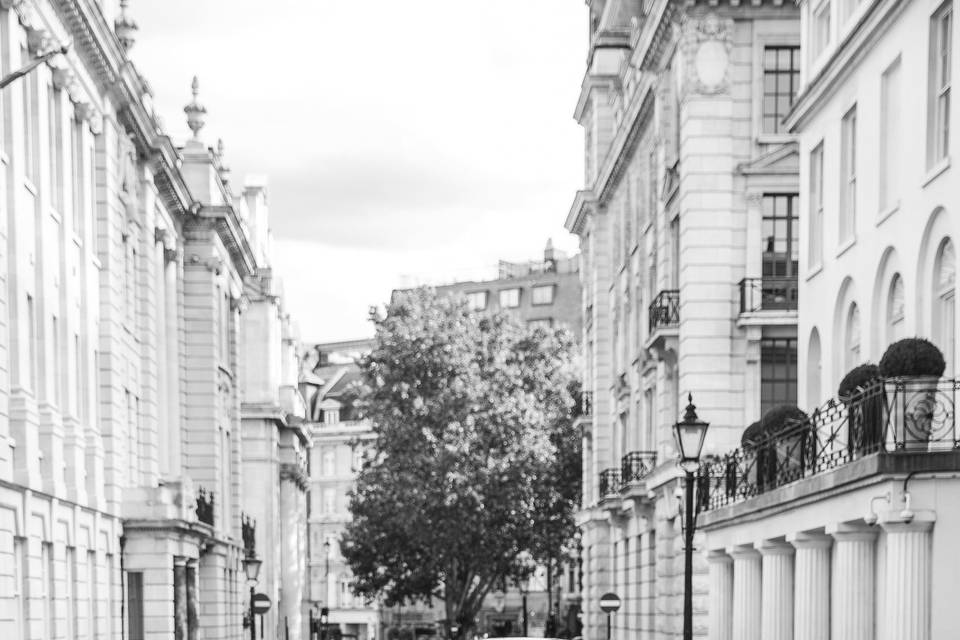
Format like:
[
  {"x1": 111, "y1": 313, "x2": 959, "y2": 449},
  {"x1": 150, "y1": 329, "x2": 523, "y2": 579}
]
[
  {"x1": 242, "y1": 554, "x2": 263, "y2": 640},
  {"x1": 517, "y1": 574, "x2": 530, "y2": 637},
  {"x1": 323, "y1": 540, "x2": 332, "y2": 640},
  {"x1": 672, "y1": 393, "x2": 709, "y2": 640}
]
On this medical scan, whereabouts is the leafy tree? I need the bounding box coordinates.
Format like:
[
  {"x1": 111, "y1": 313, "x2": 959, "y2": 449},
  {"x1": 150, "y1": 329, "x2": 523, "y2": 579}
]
[{"x1": 341, "y1": 288, "x2": 581, "y2": 640}]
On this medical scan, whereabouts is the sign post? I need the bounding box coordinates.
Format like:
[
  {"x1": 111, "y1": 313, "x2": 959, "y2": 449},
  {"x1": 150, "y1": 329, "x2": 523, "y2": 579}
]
[{"x1": 599, "y1": 592, "x2": 621, "y2": 640}]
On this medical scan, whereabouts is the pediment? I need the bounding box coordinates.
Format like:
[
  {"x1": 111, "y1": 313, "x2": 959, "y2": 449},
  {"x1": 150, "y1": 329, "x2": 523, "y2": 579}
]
[{"x1": 738, "y1": 142, "x2": 799, "y2": 175}]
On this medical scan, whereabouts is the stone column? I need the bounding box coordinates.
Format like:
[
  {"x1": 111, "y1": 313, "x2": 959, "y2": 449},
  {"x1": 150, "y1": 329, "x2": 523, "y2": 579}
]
[
  {"x1": 827, "y1": 524, "x2": 877, "y2": 640},
  {"x1": 281, "y1": 464, "x2": 306, "y2": 639},
  {"x1": 186, "y1": 560, "x2": 199, "y2": 640},
  {"x1": 174, "y1": 558, "x2": 188, "y2": 640},
  {"x1": 707, "y1": 551, "x2": 733, "y2": 640},
  {"x1": 879, "y1": 520, "x2": 933, "y2": 640},
  {"x1": 730, "y1": 545, "x2": 761, "y2": 640},
  {"x1": 759, "y1": 541, "x2": 794, "y2": 640},
  {"x1": 789, "y1": 533, "x2": 831, "y2": 640}
]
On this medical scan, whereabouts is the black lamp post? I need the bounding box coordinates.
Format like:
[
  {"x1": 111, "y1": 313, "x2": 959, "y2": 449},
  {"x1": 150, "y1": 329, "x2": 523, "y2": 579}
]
[
  {"x1": 672, "y1": 393, "x2": 709, "y2": 640},
  {"x1": 242, "y1": 554, "x2": 262, "y2": 640},
  {"x1": 517, "y1": 574, "x2": 530, "y2": 637}
]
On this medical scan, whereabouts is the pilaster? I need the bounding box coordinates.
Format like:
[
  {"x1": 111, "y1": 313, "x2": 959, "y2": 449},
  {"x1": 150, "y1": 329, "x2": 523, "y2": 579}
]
[
  {"x1": 707, "y1": 550, "x2": 733, "y2": 640},
  {"x1": 789, "y1": 532, "x2": 832, "y2": 640},
  {"x1": 879, "y1": 519, "x2": 933, "y2": 640},
  {"x1": 759, "y1": 540, "x2": 795, "y2": 640},
  {"x1": 729, "y1": 545, "x2": 761, "y2": 640}
]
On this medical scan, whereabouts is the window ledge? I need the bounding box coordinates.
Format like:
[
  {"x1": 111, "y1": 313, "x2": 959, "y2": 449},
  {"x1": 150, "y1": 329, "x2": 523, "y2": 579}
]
[
  {"x1": 836, "y1": 236, "x2": 856, "y2": 258},
  {"x1": 805, "y1": 264, "x2": 823, "y2": 282},
  {"x1": 757, "y1": 133, "x2": 795, "y2": 146},
  {"x1": 876, "y1": 203, "x2": 899, "y2": 227},
  {"x1": 923, "y1": 156, "x2": 951, "y2": 188}
]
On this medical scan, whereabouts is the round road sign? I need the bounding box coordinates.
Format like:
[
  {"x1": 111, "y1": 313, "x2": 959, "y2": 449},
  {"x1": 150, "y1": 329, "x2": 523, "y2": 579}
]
[
  {"x1": 252, "y1": 592, "x2": 272, "y2": 615},
  {"x1": 599, "y1": 592, "x2": 621, "y2": 613}
]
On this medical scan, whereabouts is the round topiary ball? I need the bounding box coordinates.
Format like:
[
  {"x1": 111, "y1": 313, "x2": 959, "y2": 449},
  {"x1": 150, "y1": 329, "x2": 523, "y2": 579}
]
[
  {"x1": 879, "y1": 337, "x2": 946, "y2": 378},
  {"x1": 741, "y1": 420, "x2": 763, "y2": 447},
  {"x1": 760, "y1": 404, "x2": 808, "y2": 438},
  {"x1": 838, "y1": 363, "x2": 881, "y2": 398}
]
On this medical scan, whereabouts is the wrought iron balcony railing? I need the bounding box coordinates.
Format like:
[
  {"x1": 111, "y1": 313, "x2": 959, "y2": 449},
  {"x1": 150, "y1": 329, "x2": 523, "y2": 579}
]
[
  {"x1": 621, "y1": 451, "x2": 658, "y2": 485},
  {"x1": 699, "y1": 378, "x2": 960, "y2": 511},
  {"x1": 575, "y1": 390, "x2": 593, "y2": 418},
  {"x1": 649, "y1": 289, "x2": 680, "y2": 333},
  {"x1": 599, "y1": 468, "x2": 621, "y2": 498},
  {"x1": 195, "y1": 487, "x2": 215, "y2": 526},
  {"x1": 739, "y1": 276, "x2": 799, "y2": 313}
]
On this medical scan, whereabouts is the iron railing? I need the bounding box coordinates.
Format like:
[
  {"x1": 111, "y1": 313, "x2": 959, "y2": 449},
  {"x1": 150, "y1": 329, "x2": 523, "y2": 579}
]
[
  {"x1": 700, "y1": 378, "x2": 960, "y2": 511},
  {"x1": 241, "y1": 513, "x2": 256, "y2": 558},
  {"x1": 196, "y1": 487, "x2": 215, "y2": 526},
  {"x1": 621, "y1": 451, "x2": 658, "y2": 485},
  {"x1": 576, "y1": 391, "x2": 593, "y2": 417},
  {"x1": 599, "y1": 468, "x2": 621, "y2": 498},
  {"x1": 649, "y1": 289, "x2": 680, "y2": 333},
  {"x1": 739, "y1": 276, "x2": 799, "y2": 313}
]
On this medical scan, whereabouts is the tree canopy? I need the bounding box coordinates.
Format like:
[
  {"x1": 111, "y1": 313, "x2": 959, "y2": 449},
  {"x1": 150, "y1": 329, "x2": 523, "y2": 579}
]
[{"x1": 341, "y1": 288, "x2": 581, "y2": 639}]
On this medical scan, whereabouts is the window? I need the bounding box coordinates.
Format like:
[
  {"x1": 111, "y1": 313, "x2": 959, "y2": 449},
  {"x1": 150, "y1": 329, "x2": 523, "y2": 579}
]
[
  {"x1": 322, "y1": 450, "x2": 335, "y2": 477},
  {"x1": 126, "y1": 572, "x2": 144, "y2": 640},
  {"x1": 887, "y1": 274, "x2": 905, "y2": 343},
  {"x1": 323, "y1": 488, "x2": 336, "y2": 514},
  {"x1": 532, "y1": 285, "x2": 554, "y2": 305},
  {"x1": 935, "y1": 239, "x2": 956, "y2": 376},
  {"x1": 124, "y1": 234, "x2": 136, "y2": 324},
  {"x1": 807, "y1": 329, "x2": 823, "y2": 408},
  {"x1": 808, "y1": 144, "x2": 824, "y2": 267},
  {"x1": 840, "y1": 106, "x2": 857, "y2": 243},
  {"x1": 762, "y1": 194, "x2": 800, "y2": 277},
  {"x1": 880, "y1": 57, "x2": 902, "y2": 212},
  {"x1": 760, "y1": 337, "x2": 798, "y2": 416},
  {"x1": 845, "y1": 303, "x2": 862, "y2": 371},
  {"x1": 762, "y1": 46, "x2": 801, "y2": 133},
  {"x1": 127, "y1": 391, "x2": 139, "y2": 484},
  {"x1": 929, "y1": 3, "x2": 952, "y2": 165},
  {"x1": 811, "y1": 0, "x2": 832, "y2": 60},
  {"x1": 499, "y1": 288, "x2": 520, "y2": 308},
  {"x1": 351, "y1": 446, "x2": 364, "y2": 472},
  {"x1": 465, "y1": 291, "x2": 488, "y2": 311}
]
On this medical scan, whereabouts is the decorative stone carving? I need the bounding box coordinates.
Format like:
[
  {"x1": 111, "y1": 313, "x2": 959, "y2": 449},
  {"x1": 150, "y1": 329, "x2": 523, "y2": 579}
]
[
  {"x1": 114, "y1": 0, "x2": 138, "y2": 52},
  {"x1": 230, "y1": 295, "x2": 249, "y2": 314},
  {"x1": 183, "y1": 76, "x2": 206, "y2": 141},
  {"x1": 279, "y1": 461, "x2": 309, "y2": 491},
  {"x1": 51, "y1": 67, "x2": 74, "y2": 91},
  {"x1": 0, "y1": 0, "x2": 24, "y2": 10},
  {"x1": 26, "y1": 26, "x2": 51, "y2": 55},
  {"x1": 678, "y1": 13, "x2": 734, "y2": 99}
]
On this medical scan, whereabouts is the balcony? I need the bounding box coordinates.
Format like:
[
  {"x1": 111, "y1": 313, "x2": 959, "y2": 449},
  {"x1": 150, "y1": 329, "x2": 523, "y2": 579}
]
[
  {"x1": 575, "y1": 390, "x2": 593, "y2": 418},
  {"x1": 195, "y1": 487, "x2": 215, "y2": 526},
  {"x1": 699, "y1": 378, "x2": 960, "y2": 512},
  {"x1": 598, "y1": 468, "x2": 621, "y2": 499},
  {"x1": 739, "y1": 276, "x2": 798, "y2": 314},
  {"x1": 648, "y1": 289, "x2": 680, "y2": 333},
  {"x1": 620, "y1": 451, "x2": 657, "y2": 486}
]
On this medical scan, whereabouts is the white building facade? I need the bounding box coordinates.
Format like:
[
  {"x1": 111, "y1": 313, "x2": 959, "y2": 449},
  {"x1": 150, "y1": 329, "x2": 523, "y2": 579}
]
[
  {"x1": 696, "y1": 2, "x2": 960, "y2": 640},
  {"x1": 0, "y1": 1, "x2": 309, "y2": 639},
  {"x1": 566, "y1": 0, "x2": 800, "y2": 638}
]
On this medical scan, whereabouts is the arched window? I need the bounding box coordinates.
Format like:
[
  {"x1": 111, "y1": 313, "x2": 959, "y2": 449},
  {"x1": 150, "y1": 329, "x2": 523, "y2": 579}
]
[
  {"x1": 807, "y1": 329, "x2": 822, "y2": 408},
  {"x1": 845, "y1": 303, "x2": 861, "y2": 371},
  {"x1": 935, "y1": 239, "x2": 956, "y2": 375},
  {"x1": 887, "y1": 274, "x2": 905, "y2": 344}
]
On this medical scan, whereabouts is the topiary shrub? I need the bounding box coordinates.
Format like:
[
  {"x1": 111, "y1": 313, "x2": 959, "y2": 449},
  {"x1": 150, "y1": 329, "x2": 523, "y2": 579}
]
[
  {"x1": 740, "y1": 420, "x2": 763, "y2": 448},
  {"x1": 838, "y1": 363, "x2": 881, "y2": 399},
  {"x1": 879, "y1": 337, "x2": 946, "y2": 378},
  {"x1": 760, "y1": 404, "x2": 809, "y2": 437}
]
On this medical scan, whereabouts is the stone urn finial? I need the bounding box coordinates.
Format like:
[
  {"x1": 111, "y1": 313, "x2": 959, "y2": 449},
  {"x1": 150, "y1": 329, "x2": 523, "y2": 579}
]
[
  {"x1": 184, "y1": 75, "x2": 206, "y2": 141},
  {"x1": 115, "y1": 0, "x2": 138, "y2": 52},
  {"x1": 216, "y1": 138, "x2": 231, "y2": 185}
]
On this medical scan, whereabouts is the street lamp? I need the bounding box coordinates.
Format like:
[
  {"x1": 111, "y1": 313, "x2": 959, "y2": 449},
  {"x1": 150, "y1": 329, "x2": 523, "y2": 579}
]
[
  {"x1": 242, "y1": 554, "x2": 262, "y2": 640},
  {"x1": 672, "y1": 393, "x2": 709, "y2": 640},
  {"x1": 517, "y1": 574, "x2": 530, "y2": 637}
]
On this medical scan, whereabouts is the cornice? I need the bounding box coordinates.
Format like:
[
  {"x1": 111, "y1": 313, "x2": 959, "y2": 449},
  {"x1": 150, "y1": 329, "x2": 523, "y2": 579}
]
[
  {"x1": 785, "y1": 0, "x2": 903, "y2": 132},
  {"x1": 573, "y1": 71, "x2": 621, "y2": 122},
  {"x1": 565, "y1": 189, "x2": 597, "y2": 236},
  {"x1": 195, "y1": 204, "x2": 257, "y2": 278},
  {"x1": 595, "y1": 81, "x2": 656, "y2": 202},
  {"x1": 634, "y1": 0, "x2": 677, "y2": 72}
]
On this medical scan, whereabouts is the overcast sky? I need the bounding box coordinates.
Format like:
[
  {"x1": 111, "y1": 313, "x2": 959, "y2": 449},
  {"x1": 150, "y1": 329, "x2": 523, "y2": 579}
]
[{"x1": 132, "y1": 0, "x2": 586, "y2": 343}]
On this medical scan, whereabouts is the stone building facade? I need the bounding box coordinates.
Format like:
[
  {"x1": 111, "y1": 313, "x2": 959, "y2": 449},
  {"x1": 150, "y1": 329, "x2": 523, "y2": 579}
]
[
  {"x1": 698, "y1": 1, "x2": 960, "y2": 640},
  {"x1": 566, "y1": 0, "x2": 800, "y2": 638},
  {"x1": 0, "y1": 1, "x2": 308, "y2": 639}
]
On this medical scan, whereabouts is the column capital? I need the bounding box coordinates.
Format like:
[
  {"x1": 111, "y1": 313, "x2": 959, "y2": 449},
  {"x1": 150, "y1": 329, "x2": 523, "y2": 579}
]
[
  {"x1": 707, "y1": 549, "x2": 733, "y2": 564},
  {"x1": 757, "y1": 539, "x2": 795, "y2": 556},
  {"x1": 826, "y1": 522, "x2": 879, "y2": 542},
  {"x1": 787, "y1": 531, "x2": 833, "y2": 549},
  {"x1": 728, "y1": 544, "x2": 760, "y2": 559}
]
